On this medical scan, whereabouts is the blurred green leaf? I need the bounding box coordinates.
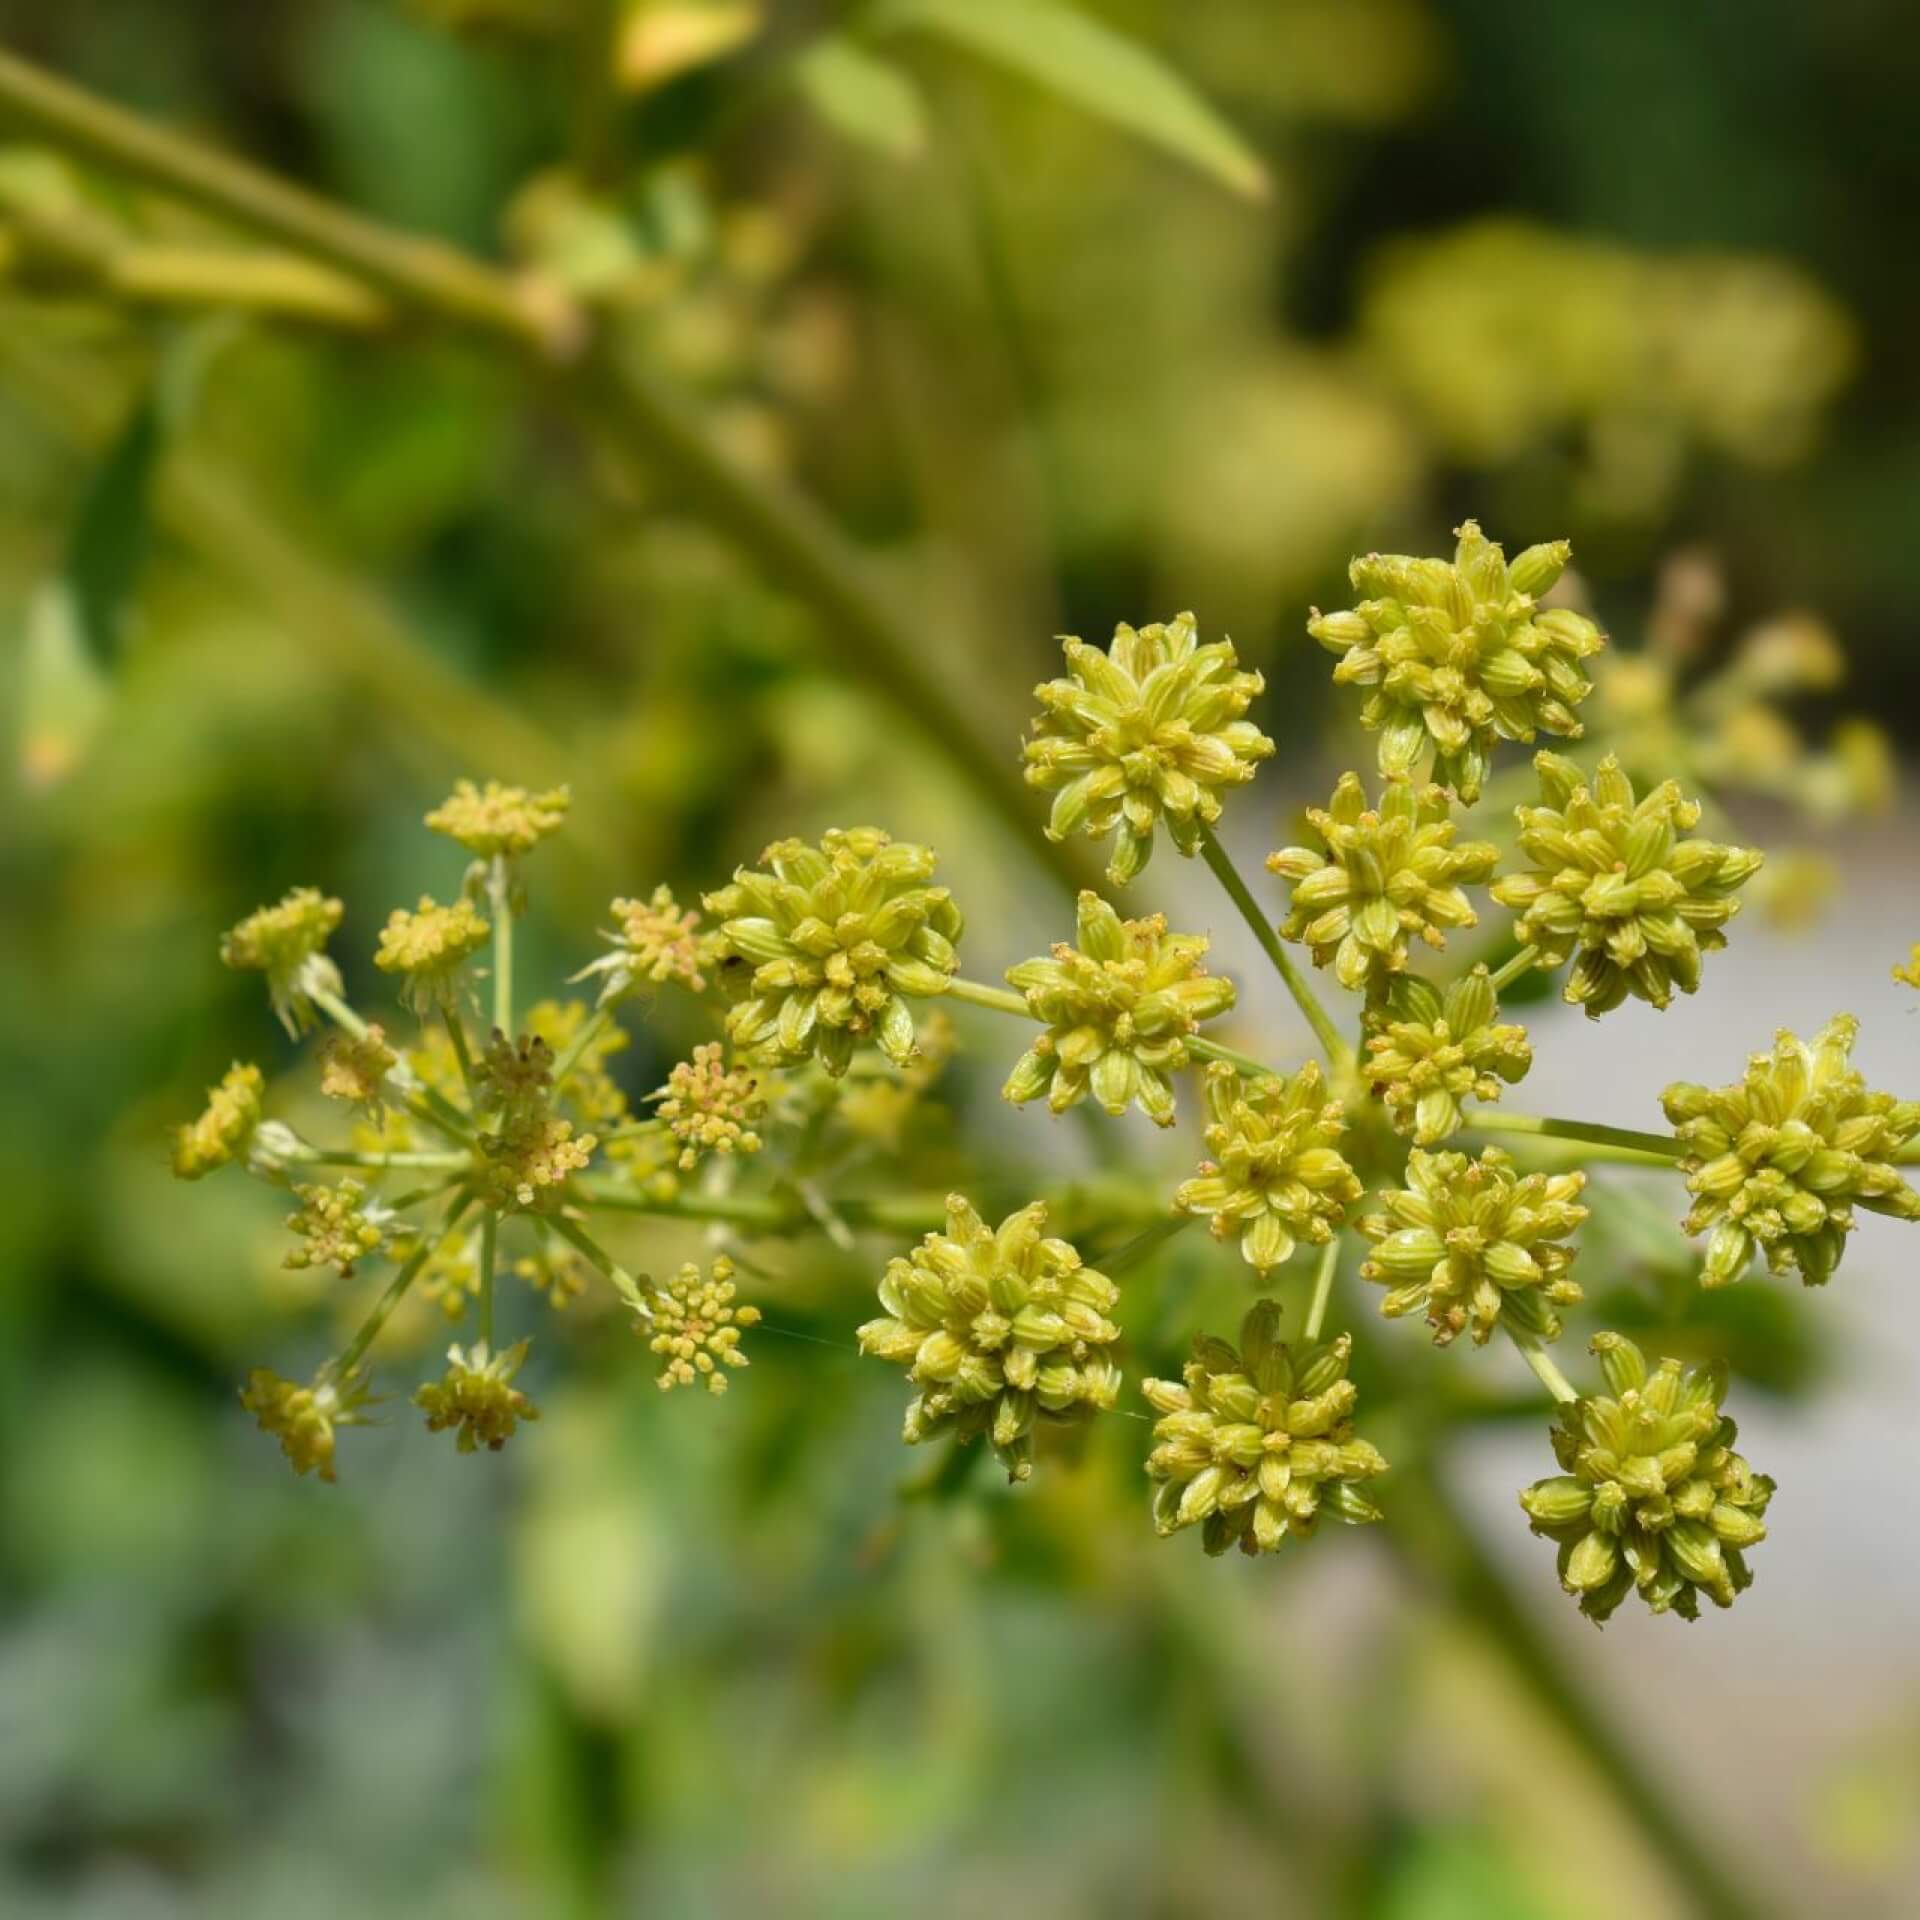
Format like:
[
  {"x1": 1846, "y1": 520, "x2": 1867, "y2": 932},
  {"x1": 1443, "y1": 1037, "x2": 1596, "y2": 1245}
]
[
  {"x1": 66, "y1": 391, "x2": 161, "y2": 666},
  {"x1": 14, "y1": 580, "x2": 109, "y2": 787},
  {"x1": 873, "y1": 0, "x2": 1269, "y2": 200},
  {"x1": 794, "y1": 38, "x2": 929, "y2": 161}
]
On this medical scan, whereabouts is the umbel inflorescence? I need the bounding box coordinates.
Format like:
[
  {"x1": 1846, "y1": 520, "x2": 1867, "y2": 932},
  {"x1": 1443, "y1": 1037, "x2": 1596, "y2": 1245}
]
[{"x1": 177, "y1": 521, "x2": 1916, "y2": 1628}]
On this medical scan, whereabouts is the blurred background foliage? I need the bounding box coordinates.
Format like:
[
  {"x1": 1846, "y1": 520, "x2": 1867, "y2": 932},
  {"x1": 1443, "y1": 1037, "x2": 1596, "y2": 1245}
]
[{"x1": 2, "y1": 2, "x2": 1919, "y2": 1916}]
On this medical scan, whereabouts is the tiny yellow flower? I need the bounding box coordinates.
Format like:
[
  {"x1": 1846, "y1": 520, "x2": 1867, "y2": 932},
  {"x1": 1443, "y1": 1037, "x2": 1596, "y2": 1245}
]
[
  {"x1": 649, "y1": 1042, "x2": 765, "y2": 1170},
  {"x1": 374, "y1": 895, "x2": 491, "y2": 1013},
  {"x1": 241, "y1": 1365, "x2": 374, "y2": 1482},
  {"x1": 220, "y1": 887, "x2": 344, "y2": 1033},
  {"x1": 424, "y1": 778, "x2": 571, "y2": 858},
  {"x1": 283, "y1": 1178, "x2": 388, "y2": 1277},
  {"x1": 318, "y1": 1025, "x2": 396, "y2": 1110},
  {"x1": 645, "y1": 1256, "x2": 762, "y2": 1394},
  {"x1": 173, "y1": 1063, "x2": 265, "y2": 1180},
  {"x1": 415, "y1": 1340, "x2": 540, "y2": 1452}
]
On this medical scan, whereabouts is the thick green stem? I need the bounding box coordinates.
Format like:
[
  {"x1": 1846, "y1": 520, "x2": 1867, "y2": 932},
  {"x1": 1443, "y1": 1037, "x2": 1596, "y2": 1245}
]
[
  {"x1": 1469, "y1": 1110, "x2": 1685, "y2": 1163},
  {"x1": 1187, "y1": 1034, "x2": 1281, "y2": 1080},
  {"x1": 1095, "y1": 1213, "x2": 1195, "y2": 1278},
  {"x1": 1303, "y1": 1233, "x2": 1341, "y2": 1342},
  {"x1": 944, "y1": 977, "x2": 1033, "y2": 1019},
  {"x1": 291, "y1": 1147, "x2": 471, "y2": 1172},
  {"x1": 574, "y1": 1179, "x2": 948, "y2": 1236},
  {"x1": 1196, "y1": 824, "x2": 1353, "y2": 1073},
  {"x1": 546, "y1": 1212, "x2": 653, "y2": 1317},
  {"x1": 551, "y1": 1005, "x2": 615, "y2": 1087},
  {"x1": 443, "y1": 1008, "x2": 477, "y2": 1096},
  {"x1": 336, "y1": 1190, "x2": 475, "y2": 1374},
  {"x1": 487, "y1": 856, "x2": 514, "y2": 1038},
  {"x1": 477, "y1": 1209, "x2": 498, "y2": 1352},
  {"x1": 1505, "y1": 1324, "x2": 1580, "y2": 1405},
  {"x1": 1486, "y1": 944, "x2": 1542, "y2": 994}
]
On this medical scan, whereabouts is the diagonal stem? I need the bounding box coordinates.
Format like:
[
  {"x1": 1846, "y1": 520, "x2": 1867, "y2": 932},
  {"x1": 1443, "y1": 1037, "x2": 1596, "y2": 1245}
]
[
  {"x1": 1469, "y1": 1109, "x2": 1684, "y2": 1162},
  {"x1": 1196, "y1": 823, "x2": 1353, "y2": 1072}
]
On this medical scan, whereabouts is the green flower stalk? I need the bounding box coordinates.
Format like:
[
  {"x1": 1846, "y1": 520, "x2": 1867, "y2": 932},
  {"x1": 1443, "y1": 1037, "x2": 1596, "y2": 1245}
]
[
  {"x1": 1003, "y1": 892, "x2": 1235, "y2": 1125},
  {"x1": 240, "y1": 1365, "x2": 374, "y2": 1483},
  {"x1": 1142, "y1": 1301, "x2": 1387, "y2": 1556},
  {"x1": 704, "y1": 827, "x2": 961, "y2": 1076},
  {"x1": 1491, "y1": 752, "x2": 1763, "y2": 1015},
  {"x1": 220, "y1": 887, "x2": 345, "y2": 1034},
  {"x1": 415, "y1": 1339, "x2": 540, "y2": 1452},
  {"x1": 1520, "y1": 1333, "x2": 1773, "y2": 1624},
  {"x1": 1363, "y1": 967, "x2": 1531, "y2": 1144},
  {"x1": 1662, "y1": 1015, "x2": 1920, "y2": 1286},
  {"x1": 1174, "y1": 1061, "x2": 1361, "y2": 1272},
  {"x1": 375, "y1": 894, "x2": 492, "y2": 1014},
  {"x1": 1267, "y1": 774, "x2": 1497, "y2": 995},
  {"x1": 1359, "y1": 1147, "x2": 1586, "y2": 1346},
  {"x1": 857, "y1": 1195, "x2": 1123, "y2": 1481},
  {"x1": 173, "y1": 1062, "x2": 265, "y2": 1179},
  {"x1": 1308, "y1": 521, "x2": 1604, "y2": 801},
  {"x1": 1023, "y1": 611, "x2": 1275, "y2": 885},
  {"x1": 424, "y1": 779, "x2": 571, "y2": 859}
]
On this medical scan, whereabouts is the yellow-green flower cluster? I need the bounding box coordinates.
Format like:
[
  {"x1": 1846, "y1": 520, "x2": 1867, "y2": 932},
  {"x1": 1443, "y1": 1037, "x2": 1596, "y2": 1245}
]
[
  {"x1": 241, "y1": 1365, "x2": 373, "y2": 1482},
  {"x1": 424, "y1": 779, "x2": 571, "y2": 858},
  {"x1": 283, "y1": 1179, "x2": 387, "y2": 1278},
  {"x1": 858, "y1": 1195, "x2": 1122, "y2": 1481},
  {"x1": 650, "y1": 1042, "x2": 765, "y2": 1170},
  {"x1": 1023, "y1": 611, "x2": 1275, "y2": 885},
  {"x1": 1174, "y1": 1062, "x2": 1360, "y2": 1272},
  {"x1": 1363, "y1": 968, "x2": 1531, "y2": 1144},
  {"x1": 1142, "y1": 1302, "x2": 1386, "y2": 1557},
  {"x1": 645, "y1": 1256, "x2": 761, "y2": 1394},
  {"x1": 220, "y1": 887, "x2": 344, "y2": 1033},
  {"x1": 1520, "y1": 1333, "x2": 1773, "y2": 1624},
  {"x1": 375, "y1": 895, "x2": 491, "y2": 1013},
  {"x1": 1359, "y1": 1148, "x2": 1586, "y2": 1346},
  {"x1": 705, "y1": 828, "x2": 961, "y2": 1076},
  {"x1": 173, "y1": 1063, "x2": 264, "y2": 1179},
  {"x1": 1268, "y1": 774, "x2": 1496, "y2": 994},
  {"x1": 476, "y1": 1112, "x2": 596, "y2": 1212},
  {"x1": 415, "y1": 1339, "x2": 540, "y2": 1452},
  {"x1": 1492, "y1": 753, "x2": 1762, "y2": 1016},
  {"x1": 319, "y1": 1025, "x2": 395, "y2": 1111},
  {"x1": 1004, "y1": 893, "x2": 1234, "y2": 1126},
  {"x1": 1662, "y1": 1015, "x2": 1920, "y2": 1286},
  {"x1": 582, "y1": 884, "x2": 709, "y2": 1001},
  {"x1": 1308, "y1": 522, "x2": 1603, "y2": 801}
]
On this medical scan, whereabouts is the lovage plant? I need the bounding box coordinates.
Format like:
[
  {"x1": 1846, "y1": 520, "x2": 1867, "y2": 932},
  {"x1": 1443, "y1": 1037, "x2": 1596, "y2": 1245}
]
[{"x1": 180, "y1": 526, "x2": 1918, "y2": 1625}]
